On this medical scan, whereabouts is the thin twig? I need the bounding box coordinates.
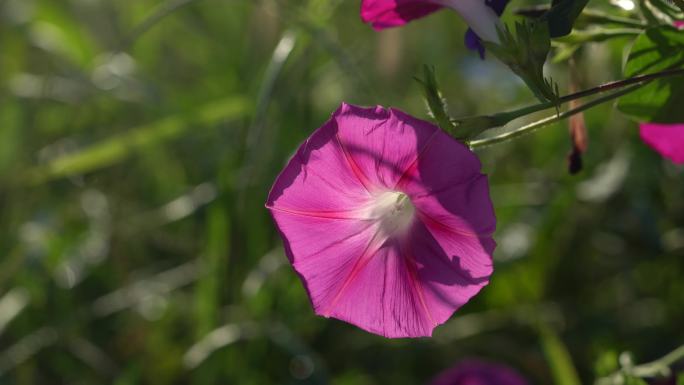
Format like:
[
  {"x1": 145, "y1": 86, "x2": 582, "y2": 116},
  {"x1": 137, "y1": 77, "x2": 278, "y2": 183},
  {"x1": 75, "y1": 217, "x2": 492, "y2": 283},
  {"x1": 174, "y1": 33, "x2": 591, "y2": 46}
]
[
  {"x1": 469, "y1": 84, "x2": 645, "y2": 148},
  {"x1": 596, "y1": 344, "x2": 684, "y2": 384},
  {"x1": 470, "y1": 67, "x2": 684, "y2": 129},
  {"x1": 559, "y1": 67, "x2": 684, "y2": 102},
  {"x1": 120, "y1": 0, "x2": 198, "y2": 50},
  {"x1": 515, "y1": 5, "x2": 647, "y2": 28}
]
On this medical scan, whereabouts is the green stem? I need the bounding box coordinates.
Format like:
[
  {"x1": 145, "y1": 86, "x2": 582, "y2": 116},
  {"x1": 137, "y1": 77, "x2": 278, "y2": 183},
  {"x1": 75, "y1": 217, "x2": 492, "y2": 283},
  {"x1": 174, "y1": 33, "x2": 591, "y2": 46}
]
[
  {"x1": 581, "y1": 9, "x2": 648, "y2": 28},
  {"x1": 468, "y1": 83, "x2": 644, "y2": 148},
  {"x1": 472, "y1": 67, "x2": 684, "y2": 130},
  {"x1": 596, "y1": 344, "x2": 684, "y2": 384},
  {"x1": 121, "y1": 0, "x2": 198, "y2": 49},
  {"x1": 515, "y1": 6, "x2": 647, "y2": 28},
  {"x1": 554, "y1": 28, "x2": 641, "y2": 44},
  {"x1": 630, "y1": 345, "x2": 684, "y2": 377}
]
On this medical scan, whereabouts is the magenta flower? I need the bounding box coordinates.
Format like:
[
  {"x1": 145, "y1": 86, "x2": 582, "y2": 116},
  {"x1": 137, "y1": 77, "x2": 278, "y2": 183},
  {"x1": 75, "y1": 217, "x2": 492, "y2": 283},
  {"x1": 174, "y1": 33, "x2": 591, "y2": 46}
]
[
  {"x1": 428, "y1": 359, "x2": 529, "y2": 385},
  {"x1": 360, "y1": 0, "x2": 510, "y2": 58},
  {"x1": 639, "y1": 123, "x2": 684, "y2": 165},
  {"x1": 266, "y1": 103, "x2": 496, "y2": 338},
  {"x1": 675, "y1": 21, "x2": 684, "y2": 29}
]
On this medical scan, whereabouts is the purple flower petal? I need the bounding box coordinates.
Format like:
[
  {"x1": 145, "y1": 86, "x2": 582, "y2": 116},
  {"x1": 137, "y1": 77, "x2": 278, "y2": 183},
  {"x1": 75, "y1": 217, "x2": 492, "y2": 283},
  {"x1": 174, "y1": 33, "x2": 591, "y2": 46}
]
[
  {"x1": 464, "y1": 29, "x2": 486, "y2": 59},
  {"x1": 462, "y1": 0, "x2": 509, "y2": 57},
  {"x1": 361, "y1": 0, "x2": 509, "y2": 58},
  {"x1": 360, "y1": 0, "x2": 444, "y2": 30},
  {"x1": 267, "y1": 103, "x2": 496, "y2": 338},
  {"x1": 429, "y1": 359, "x2": 529, "y2": 385},
  {"x1": 485, "y1": 0, "x2": 509, "y2": 16},
  {"x1": 639, "y1": 123, "x2": 684, "y2": 164}
]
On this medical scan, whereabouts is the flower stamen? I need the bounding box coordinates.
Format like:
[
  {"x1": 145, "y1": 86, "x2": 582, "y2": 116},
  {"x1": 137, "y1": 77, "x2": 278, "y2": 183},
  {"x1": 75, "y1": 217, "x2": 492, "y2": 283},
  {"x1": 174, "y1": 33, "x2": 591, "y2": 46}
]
[{"x1": 371, "y1": 191, "x2": 415, "y2": 238}]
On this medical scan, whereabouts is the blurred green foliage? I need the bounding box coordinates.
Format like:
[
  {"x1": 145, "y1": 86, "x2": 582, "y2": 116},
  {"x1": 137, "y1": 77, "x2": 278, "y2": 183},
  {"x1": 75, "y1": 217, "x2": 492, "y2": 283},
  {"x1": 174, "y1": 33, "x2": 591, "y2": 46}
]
[{"x1": 0, "y1": 0, "x2": 683, "y2": 384}]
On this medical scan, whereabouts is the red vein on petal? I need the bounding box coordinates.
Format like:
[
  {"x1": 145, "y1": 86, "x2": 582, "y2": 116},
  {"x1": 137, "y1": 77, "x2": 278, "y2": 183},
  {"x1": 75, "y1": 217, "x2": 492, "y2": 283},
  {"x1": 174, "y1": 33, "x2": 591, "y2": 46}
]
[
  {"x1": 392, "y1": 129, "x2": 439, "y2": 190},
  {"x1": 267, "y1": 205, "x2": 371, "y2": 220},
  {"x1": 294, "y1": 220, "x2": 378, "y2": 262},
  {"x1": 335, "y1": 132, "x2": 374, "y2": 194},
  {"x1": 321, "y1": 230, "x2": 386, "y2": 317},
  {"x1": 400, "y1": 238, "x2": 435, "y2": 328},
  {"x1": 407, "y1": 173, "x2": 484, "y2": 199},
  {"x1": 417, "y1": 210, "x2": 492, "y2": 238}
]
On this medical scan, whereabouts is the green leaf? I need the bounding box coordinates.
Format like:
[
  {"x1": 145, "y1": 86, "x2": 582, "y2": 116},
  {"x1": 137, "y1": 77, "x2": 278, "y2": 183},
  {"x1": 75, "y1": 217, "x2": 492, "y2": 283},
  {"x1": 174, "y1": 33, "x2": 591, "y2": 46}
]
[
  {"x1": 194, "y1": 204, "x2": 230, "y2": 338},
  {"x1": 485, "y1": 21, "x2": 559, "y2": 104},
  {"x1": 638, "y1": 0, "x2": 674, "y2": 24},
  {"x1": 674, "y1": 0, "x2": 684, "y2": 13},
  {"x1": 25, "y1": 97, "x2": 250, "y2": 185},
  {"x1": 545, "y1": 0, "x2": 590, "y2": 38},
  {"x1": 539, "y1": 325, "x2": 582, "y2": 385},
  {"x1": 617, "y1": 77, "x2": 684, "y2": 123},
  {"x1": 617, "y1": 26, "x2": 684, "y2": 123},
  {"x1": 34, "y1": 2, "x2": 98, "y2": 67},
  {"x1": 594, "y1": 350, "x2": 619, "y2": 377},
  {"x1": 624, "y1": 375, "x2": 649, "y2": 385},
  {"x1": 646, "y1": 0, "x2": 684, "y2": 20},
  {"x1": 415, "y1": 65, "x2": 458, "y2": 135},
  {"x1": 555, "y1": 28, "x2": 641, "y2": 45},
  {"x1": 623, "y1": 27, "x2": 684, "y2": 77},
  {"x1": 551, "y1": 43, "x2": 579, "y2": 63},
  {"x1": 417, "y1": 66, "x2": 517, "y2": 140},
  {"x1": 0, "y1": 103, "x2": 22, "y2": 177}
]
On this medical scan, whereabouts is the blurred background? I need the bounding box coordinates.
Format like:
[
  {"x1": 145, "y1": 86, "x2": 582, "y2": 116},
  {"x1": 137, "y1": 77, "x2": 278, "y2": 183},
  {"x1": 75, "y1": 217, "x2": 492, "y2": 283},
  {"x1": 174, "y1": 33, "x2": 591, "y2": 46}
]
[{"x1": 0, "y1": 0, "x2": 683, "y2": 383}]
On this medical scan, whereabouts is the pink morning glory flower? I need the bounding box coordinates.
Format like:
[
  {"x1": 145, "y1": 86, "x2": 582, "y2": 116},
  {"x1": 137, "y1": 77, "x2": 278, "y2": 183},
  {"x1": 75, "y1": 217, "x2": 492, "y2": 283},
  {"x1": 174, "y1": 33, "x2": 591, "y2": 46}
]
[
  {"x1": 639, "y1": 123, "x2": 684, "y2": 165},
  {"x1": 675, "y1": 21, "x2": 684, "y2": 29},
  {"x1": 266, "y1": 103, "x2": 496, "y2": 338},
  {"x1": 360, "y1": 0, "x2": 510, "y2": 58},
  {"x1": 428, "y1": 359, "x2": 529, "y2": 385}
]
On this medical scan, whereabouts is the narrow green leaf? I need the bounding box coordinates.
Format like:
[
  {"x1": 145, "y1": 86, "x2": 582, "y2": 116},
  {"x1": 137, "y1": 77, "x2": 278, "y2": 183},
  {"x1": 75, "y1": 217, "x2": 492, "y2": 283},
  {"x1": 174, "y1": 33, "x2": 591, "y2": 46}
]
[
  {"x1": 646, "y1": 0, "x2": 684, "y2": 19},
  {"x1": 485, "y1": 21, "x2": 559, "y2": 104},
  {"x1": 416, "y1": 65, "x2": 458, "y2": 135},
  {"x1": 195, "y1": 204, "x2": 230, "y2": 337},
  {"x1": 25, "y1": 97, "x2": 250, "y2": 184},
  {"x1": 674, "y1": 0, "x2": 684, "y2": 13},
  {"x1": 624, "y1": 375, "x2": 649, "y2": 385},
  {"x1": 33, "y1": 2, "x2": 99, "y2": 67},
  {"x1": 539, "y1": 325, "x2": 582, "y2": 385}
]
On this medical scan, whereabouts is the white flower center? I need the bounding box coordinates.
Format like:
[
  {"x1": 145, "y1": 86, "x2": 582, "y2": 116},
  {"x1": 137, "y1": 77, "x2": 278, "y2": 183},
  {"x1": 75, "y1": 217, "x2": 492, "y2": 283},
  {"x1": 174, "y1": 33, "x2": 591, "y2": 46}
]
[{"x1": 370, "y1": 191, "x2": 415, "y2": 238}]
